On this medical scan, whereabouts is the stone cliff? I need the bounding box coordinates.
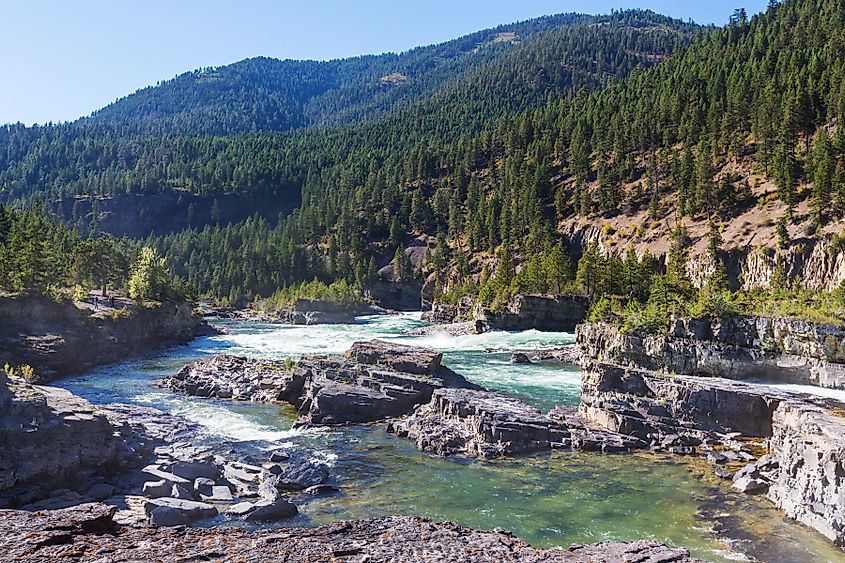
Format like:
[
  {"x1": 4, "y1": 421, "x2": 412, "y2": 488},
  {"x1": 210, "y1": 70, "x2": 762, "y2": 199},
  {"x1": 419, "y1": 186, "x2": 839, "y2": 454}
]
[
  {"x1": 424, "y1": 294, "x2": 589, "y2": 332},
  {"x1": 577, "y1": 317, "x2": 845, "y2": 389},
  {"x1": 0, "y1": 294, "x2": 203, "y2": 382}
]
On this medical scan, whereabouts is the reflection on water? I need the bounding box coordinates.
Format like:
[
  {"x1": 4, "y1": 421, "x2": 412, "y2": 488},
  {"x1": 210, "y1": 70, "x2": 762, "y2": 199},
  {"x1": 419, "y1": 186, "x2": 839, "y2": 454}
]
[{"x1": 60, "y1": 313, "x2": 845, "y2": 562}]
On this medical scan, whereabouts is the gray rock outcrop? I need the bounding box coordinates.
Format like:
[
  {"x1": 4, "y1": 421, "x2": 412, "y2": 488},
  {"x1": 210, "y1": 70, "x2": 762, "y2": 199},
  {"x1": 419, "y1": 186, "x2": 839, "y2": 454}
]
[
  {"x1": 0, "y1": 382, "x2": 126, "y2": 507},
  {"x1": 293, "y1": 340, "x2": 481, "y2": 426},
  {"x1": 424, "y1": 294, "x2": 589, "y2": 332},
  {"x1": 0, "y1": 293, "x2": 203, "y2": 383},
  {"x1": 163, "y1": 355, "x2": 298, "y2": 402},
  {"x1": 167, "y1": 340, "x2": 482, "y2": 426},
  {"x1": 578, "y1": 358, "x2": 845, "y2": 547}
]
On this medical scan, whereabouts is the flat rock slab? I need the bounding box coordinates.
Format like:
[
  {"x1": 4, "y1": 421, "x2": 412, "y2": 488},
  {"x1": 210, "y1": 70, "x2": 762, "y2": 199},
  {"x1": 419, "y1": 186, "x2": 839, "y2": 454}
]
[
  {"x1": 0, "y1": 503, "x2": 701, "y2": 562},
  {"x1": 143, "y1": 498, "x2": 218, "y2": 524}
]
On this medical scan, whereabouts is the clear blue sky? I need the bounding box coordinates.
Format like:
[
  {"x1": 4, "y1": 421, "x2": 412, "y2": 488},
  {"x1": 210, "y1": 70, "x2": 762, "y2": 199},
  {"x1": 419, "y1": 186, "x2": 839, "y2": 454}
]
[{"x1": 1, "y1": 0, "x2": 768, "y2": 126}]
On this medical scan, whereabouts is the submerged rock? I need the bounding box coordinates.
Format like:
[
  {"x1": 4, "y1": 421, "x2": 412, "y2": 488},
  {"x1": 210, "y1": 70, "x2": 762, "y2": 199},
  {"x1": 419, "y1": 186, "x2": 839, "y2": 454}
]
[
  {"x1": 243, "y1": 497, "x2": 298, "y2": 522},
  {"x1": 0, "y1": 502, "x2": 702, "y2": 562},
  {"x1": 275, "y1": 460, "x2": 329, "y2": 491},
  {"x1": 510, "y1": 352, "x2": 533, "y2": 364}
]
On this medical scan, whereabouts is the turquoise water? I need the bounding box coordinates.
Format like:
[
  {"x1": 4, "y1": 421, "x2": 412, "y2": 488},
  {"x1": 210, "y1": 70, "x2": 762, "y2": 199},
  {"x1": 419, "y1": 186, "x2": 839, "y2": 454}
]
[{"x1": 61, "y1": 313, "x2": 844, "y2": 562}]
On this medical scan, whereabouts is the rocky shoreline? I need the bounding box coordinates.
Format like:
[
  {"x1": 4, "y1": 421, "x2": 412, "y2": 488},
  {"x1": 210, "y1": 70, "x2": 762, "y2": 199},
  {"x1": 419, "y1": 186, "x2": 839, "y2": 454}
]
[
  {"x1": 6, "y1": 307, "x2": 845, "y2": 558},
  {"x1": 0, "y1": 502, "x2": 700, "y2": 562}
]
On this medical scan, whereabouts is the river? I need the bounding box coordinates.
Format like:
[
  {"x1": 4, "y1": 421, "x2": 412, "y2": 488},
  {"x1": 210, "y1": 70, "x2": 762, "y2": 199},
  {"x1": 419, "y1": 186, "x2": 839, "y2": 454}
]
[{"x1": 61, "y1": 313, "x2": 844, "y2": 562}]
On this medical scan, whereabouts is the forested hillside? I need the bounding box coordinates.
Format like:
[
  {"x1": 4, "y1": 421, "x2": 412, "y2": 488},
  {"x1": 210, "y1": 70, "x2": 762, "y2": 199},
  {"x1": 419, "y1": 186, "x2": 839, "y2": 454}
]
[{"x1": 0, "y1": 10, "x2": 698, "y2": 217}]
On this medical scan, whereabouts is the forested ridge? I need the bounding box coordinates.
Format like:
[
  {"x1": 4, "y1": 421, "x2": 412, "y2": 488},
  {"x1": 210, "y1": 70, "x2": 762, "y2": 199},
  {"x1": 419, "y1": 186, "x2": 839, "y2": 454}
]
[{"x1": 3, "y1": 0, "x2": 845, "y2": 330}]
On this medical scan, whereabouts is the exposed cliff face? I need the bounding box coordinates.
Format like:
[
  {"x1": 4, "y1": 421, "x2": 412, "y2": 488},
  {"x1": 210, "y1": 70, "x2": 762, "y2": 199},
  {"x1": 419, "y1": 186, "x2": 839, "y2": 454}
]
[
  {"x1": 0, "y1": 294, "x2": 203, "y2": 382},
  {"x1": 576, "y1": 317, "x2": 845, "y2": 389},
  {"x1": 560, "y1": 216, "x2": 845, "y2": 292},
  {"x1": 0, "y1": 379, "x2": 125, "y2": 506}
]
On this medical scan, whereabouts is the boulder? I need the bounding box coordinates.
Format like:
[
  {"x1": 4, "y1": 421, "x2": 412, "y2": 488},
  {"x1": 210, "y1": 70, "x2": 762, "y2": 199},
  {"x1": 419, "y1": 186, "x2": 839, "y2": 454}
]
[
  {"x1": 243, "y1": 498, "x2": 298, "y2": 522},
  {"x1": 142, "y1": 466, "x2": 194, "y2": 492},
  {"x1": 193, "y1": 477, "x2": 215, "y2": 496},
  {"x1": 167, "y1": 461, "x2": 220, "y2": 481},
  {"x1": 142, "y1": 480, "x2": 171, "y2": 499},
  {"x1": 149, "y1": 506, "x2": 192, "y2": 527},
  {"x1": 276, "y1": 461, "x2": 329, "y2": 491},
  {"x1": 171, "y1": 484, "x2": 193, "y2": 500},
  {"x1": 143, "y1": 498, "x2": 218, "y2": 525},
  {"x1": 510, "y1": 352, "x2": 533, "y2": 365},
  {"x1": 269, "y1": 450, "x2": 290, "y2": 463},
  {"x1": 200, "y1": 486, "x2": 233, "y2": 502}
]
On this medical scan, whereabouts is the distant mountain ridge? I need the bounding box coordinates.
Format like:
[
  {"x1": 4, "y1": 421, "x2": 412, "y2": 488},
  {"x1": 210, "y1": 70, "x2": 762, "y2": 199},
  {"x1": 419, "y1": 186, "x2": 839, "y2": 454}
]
[{"x1": 82, "y1": 11, "x2": 698, "y2": 136}]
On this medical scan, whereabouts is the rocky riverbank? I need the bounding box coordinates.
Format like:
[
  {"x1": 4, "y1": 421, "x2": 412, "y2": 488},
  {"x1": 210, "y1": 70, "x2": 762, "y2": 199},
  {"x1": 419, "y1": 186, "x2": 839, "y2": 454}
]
[
  {"x1": 0, "y1": 293, "x2": 206, "y2": 383},
  {"x1": 423, "y1": 294, "x2": 589, "y2": 332},
  {"x1": 576, "y1": 320, "x2": 845, "y2": 547},
  {"x1": 0, "y1": 502, "x2": 700, "y2": 562},
  {"x1": 576, "y1": 316, "x2": 845, "y2": 389}
]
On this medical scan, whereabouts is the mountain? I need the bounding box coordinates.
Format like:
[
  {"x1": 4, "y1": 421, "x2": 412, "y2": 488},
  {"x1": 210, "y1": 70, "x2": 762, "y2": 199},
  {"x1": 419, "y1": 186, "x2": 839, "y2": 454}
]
[
  {"x1": 0, "y1": 9, "x2": 699, "y2": 232},
  {"x1": 9, "y1": 0, "x2": 845, "y2": 315},
  {"x1": 85, "y1": 12, "x2": 693, "y2": 136}
]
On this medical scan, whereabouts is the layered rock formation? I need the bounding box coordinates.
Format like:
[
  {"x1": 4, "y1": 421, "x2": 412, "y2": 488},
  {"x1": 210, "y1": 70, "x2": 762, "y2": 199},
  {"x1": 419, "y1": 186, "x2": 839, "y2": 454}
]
[
  {"x1": 577, "y1": 351, "x2": 845, "y2": 546},
  {"x1": 388, "y1": 388, "x2": 644, "y2": 458},
  {"x1": 0, "y1": 379, "x2": 127, "y2": 507},
  {"x1": 0, "y1": 502, "x2": 701, "y2": 562},
  {"x1": 577, "y1": 317, "x2": 845, "y2": 389},
  {"x1": 0, "y1": 293, "x2": 203, "y2": 383},
  {"x1": 164, "y1": 355, "x2": 296, "y2": 402},
  {"x1": 294, "y1": 340, "x2": 482, "y2": 426}
]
